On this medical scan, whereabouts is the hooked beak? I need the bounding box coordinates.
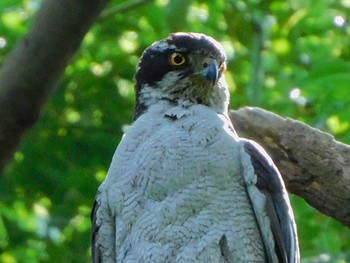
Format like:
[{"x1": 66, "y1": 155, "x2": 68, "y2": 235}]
[{"x1": 198, "y1": 60, "x2": 219, "y2": 85}]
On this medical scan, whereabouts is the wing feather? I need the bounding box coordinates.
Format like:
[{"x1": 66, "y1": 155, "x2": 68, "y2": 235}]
[
  {"x1": 242, "y1": 139, "x2": 300, "y2": 263},
  {"x1": 91, "y1": 199, "x2": 101, "y2": 263},
  {"x1": 91, "y1": 189, "x2": 116, "y2": 263}
]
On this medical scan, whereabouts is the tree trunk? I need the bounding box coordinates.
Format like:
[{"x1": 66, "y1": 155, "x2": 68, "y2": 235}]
[{"x1": 0, "y1": 0, "x2": 110, "y2": 169}]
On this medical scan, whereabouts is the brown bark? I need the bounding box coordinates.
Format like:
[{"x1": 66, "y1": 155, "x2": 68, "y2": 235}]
[
  {"x1": 230, "y1": 107, "x2": 350, "y2": 227},
  {"x1": 0, "y1": 0, "x2": 110, "y2": 170}
]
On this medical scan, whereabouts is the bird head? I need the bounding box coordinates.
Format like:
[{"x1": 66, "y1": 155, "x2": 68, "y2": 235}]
[{"x1": 134, "y1": 32, "x2": 229, "y2": 119}]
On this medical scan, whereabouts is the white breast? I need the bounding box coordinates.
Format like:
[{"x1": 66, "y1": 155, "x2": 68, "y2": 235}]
[{"x1": 98, "y1": 102, "x2": 266, "y2": 262}]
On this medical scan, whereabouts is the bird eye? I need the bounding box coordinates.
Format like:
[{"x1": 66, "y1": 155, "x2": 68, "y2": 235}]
[{"x1": 170, "y1": 53, "x2": 186, "y2": 66}]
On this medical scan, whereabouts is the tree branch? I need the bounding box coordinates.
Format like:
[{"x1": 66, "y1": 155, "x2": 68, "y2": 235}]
[
  {"x1": 100, "y1": 0, "x2": 153, "y2": 20},
  {"x1": 247, "y1": 16, "x2": 265, "y2": 105},
  {"x1": 230, "y1": 107, "x2": 350, "y2": 227},
  {"x1": 0, "y1": 0, "x2": 110, "y2": 170}
]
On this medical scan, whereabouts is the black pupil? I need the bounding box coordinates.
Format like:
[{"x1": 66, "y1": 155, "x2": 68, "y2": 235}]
[{"x1": 174, "y1": 54, "x2": 183, "y2": 64}]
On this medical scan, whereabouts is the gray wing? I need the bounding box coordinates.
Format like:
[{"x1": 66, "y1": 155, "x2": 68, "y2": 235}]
[
  {"x1": 91, "y1": 199, "x2": 101, "y2": 263},
  {"x1": 91, "y1": 190, "x2": 116, "y2": 263},
  {"x1": 242, "y1": 139, "x2": 300, "y2": 263}
]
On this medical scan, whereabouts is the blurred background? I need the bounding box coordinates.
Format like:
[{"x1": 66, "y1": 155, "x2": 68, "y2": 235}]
[{"x1": 0, "y1": 0, "x2": 350, "y2": 262}]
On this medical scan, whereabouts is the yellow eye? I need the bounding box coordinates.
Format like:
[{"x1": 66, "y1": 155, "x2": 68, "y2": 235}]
[{"x1": 170, "y1": 53, "x2": 186, "y2": 66}]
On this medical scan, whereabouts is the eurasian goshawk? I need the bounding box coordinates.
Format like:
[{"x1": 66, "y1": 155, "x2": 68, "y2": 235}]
[{"x1": 92, "y1": 32, "x2": 299, "y2": 263}]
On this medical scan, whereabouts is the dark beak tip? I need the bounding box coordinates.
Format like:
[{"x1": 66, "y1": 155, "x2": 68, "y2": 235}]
[{"x1": 204, "y1": 62, "x2": 219, "y2": 84}]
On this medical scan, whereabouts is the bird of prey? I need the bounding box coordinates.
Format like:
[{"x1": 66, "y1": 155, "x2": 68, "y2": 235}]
[{"x1": 92, "y1": 32, "x2": 299, "y2": 263}]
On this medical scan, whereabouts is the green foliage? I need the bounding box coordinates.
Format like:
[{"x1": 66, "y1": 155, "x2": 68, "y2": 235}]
[{"x1": 1, "y1": 0, "x2": 350, "y2": 262}]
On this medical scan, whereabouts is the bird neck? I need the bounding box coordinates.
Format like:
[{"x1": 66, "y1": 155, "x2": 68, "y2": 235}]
[
  {"x1": 134, "y1": 93, "x2": 230, "y2": 121},
  {"x1": 134, "y1": 78, "x2": 230, "y2": 120}
]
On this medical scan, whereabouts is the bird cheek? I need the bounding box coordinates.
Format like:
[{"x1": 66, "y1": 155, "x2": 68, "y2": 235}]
[{"x1": 179, "y1": 68, "x2": 193, "y2": 79}]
